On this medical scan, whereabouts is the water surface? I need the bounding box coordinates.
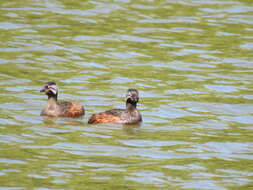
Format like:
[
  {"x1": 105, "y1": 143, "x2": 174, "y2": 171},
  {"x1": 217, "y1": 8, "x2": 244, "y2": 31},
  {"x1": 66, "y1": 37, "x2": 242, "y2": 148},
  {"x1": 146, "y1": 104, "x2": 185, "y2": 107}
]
[{"x1": 0, "y1": 0, "x2": 253, "y2": 189}]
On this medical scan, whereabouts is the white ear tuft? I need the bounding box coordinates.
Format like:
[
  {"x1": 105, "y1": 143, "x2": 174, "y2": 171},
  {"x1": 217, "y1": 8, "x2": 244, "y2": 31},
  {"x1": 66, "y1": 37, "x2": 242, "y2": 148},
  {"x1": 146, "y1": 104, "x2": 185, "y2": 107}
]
[{"x1": 49, "y1": 85, "x2": 58, "y2": 95}]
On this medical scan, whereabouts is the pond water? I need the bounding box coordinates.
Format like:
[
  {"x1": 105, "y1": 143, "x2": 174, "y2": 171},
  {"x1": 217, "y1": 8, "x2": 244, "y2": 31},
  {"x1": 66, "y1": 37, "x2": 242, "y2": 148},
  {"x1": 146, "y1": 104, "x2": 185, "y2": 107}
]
[{"x1": 0, "y1": 0, "x2": 253, "y2": 189}]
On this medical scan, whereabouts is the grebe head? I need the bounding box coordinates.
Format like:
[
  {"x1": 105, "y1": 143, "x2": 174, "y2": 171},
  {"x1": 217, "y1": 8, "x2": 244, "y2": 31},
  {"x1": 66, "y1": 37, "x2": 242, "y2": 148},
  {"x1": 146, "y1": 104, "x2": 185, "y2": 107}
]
[
  {"x1": 40, "y1": 81, "x2": 58, "y2": 99},
  {"x1": 126, "y1": 89, "x2": 139, "y2": 106}
]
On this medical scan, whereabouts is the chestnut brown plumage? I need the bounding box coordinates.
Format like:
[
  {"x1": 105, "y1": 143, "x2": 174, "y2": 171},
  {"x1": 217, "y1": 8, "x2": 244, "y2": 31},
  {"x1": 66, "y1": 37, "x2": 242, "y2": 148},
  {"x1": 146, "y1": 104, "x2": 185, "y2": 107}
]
[
  {"x1": 40, "y1": 82, "x2": 84, "y2": 117},
  {"x1": 88, "y1": 89, "x2": 142, "y2": 124}
]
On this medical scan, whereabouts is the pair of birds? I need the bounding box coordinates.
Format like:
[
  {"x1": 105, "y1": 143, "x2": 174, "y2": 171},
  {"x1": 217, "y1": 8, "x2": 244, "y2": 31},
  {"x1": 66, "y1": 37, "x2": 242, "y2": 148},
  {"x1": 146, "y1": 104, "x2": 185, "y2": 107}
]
[{"x1": 40, "y1": 82, "x2": 142, "y2": 124}]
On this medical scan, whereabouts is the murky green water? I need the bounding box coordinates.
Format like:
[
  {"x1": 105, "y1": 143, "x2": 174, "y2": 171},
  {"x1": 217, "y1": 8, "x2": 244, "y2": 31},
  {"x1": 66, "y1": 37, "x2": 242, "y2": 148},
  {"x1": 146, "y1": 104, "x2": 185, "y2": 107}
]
[{"x1": 0, "y1": 0, "x2": 253, "y2": 189}]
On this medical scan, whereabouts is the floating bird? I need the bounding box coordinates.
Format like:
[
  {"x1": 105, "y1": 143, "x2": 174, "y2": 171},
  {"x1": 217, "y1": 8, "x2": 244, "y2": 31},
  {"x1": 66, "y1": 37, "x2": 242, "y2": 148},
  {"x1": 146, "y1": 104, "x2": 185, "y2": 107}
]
[
  {"x1": 88, "y1": 89, "x2": 142, "y2": 124},
  {"x1": 40, "y1": 82, "x2": 84, "y2": 117}
]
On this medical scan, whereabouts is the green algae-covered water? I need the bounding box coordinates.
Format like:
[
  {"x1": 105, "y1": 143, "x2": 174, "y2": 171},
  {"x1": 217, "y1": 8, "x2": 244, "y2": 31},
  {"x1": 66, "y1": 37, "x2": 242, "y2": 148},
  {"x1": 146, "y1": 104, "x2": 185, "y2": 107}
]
[{"x1": 0, "y1": 0, "x2": 253, "y2": 189}]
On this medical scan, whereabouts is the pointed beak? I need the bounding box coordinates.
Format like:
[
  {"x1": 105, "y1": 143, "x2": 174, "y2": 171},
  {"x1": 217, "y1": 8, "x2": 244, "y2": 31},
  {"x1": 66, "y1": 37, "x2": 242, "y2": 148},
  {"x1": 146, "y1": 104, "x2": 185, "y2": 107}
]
[
  {"x1": 126, "y1": 95, "x2": 138, "y2": 102},
  {"x1": 40, "y1": 88, "x2": 45, "y2": 93},
  {"x1": 126, "y1": 94, "x2": 132, "y2": 100}
]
